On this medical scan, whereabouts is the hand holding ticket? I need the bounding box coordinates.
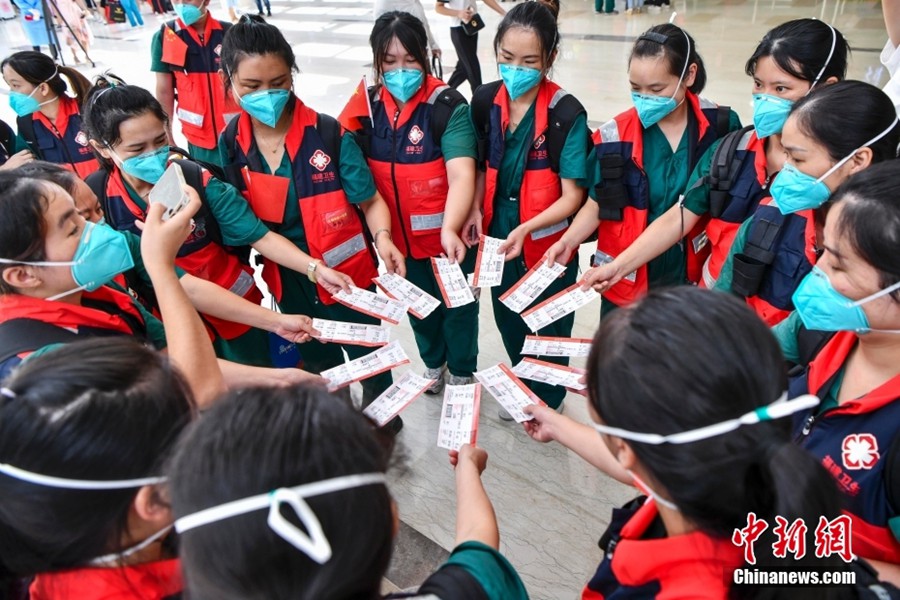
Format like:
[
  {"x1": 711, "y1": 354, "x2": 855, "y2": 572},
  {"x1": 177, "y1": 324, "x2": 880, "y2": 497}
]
[
  {"x1": 437, "y1": 384, "x2": 481, "y2": 451},
  {"x1": 474, "y1": 364, "x2": 545, "y2": 423},
  {"x1": 333, "y1": 286, "x2": 407, "y2": 324}
]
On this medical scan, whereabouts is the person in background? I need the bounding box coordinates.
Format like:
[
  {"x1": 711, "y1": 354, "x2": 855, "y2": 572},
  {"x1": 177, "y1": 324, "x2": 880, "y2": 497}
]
[
  {"x1": 435, "y1": 0, "x2": 504, "y2": 94},
  {"x1": 374, "y1": 0, "x2": 441, "y2": 61}
]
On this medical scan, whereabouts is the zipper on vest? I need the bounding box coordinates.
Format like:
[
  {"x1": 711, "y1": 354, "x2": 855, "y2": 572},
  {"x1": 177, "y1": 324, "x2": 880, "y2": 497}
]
[
  {"x1": 390, "y1": 109, "x2": 411, "y2": 254},
  {"x1": 800, "y1": 413, "x2": 816, "y2": 436}
]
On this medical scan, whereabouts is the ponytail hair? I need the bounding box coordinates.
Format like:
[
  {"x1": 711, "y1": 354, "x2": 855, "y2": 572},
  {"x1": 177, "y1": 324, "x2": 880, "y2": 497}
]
[
  {"x1": 587, "y1": 287, "x2": 850, "y2": 599},
  {"x1": 0, "y1": 51, "x2": 92, "y2": 108}
]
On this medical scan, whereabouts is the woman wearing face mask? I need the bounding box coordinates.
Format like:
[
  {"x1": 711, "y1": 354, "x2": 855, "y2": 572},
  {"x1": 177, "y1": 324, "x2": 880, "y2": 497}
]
[
  {"x1": 151, "y1": 0, "x2": 239, "y2": 166},
  {"x1": 544, "y1": 23, "x2": 741, "y2": 316},
  {"x1": 580, "y1": 19, "x2": 849, "y2": 306},
  {"x1": 468, "y1": 1, "x2": 590, "y2": 418},
  {"x1": 787, "y1": 161, "x2": 900, "y2": 583},
  {"x1": 523, "y1": 286, "x2": 895, "y2": 599},
  {"x1": 714, "y1": 81, "x2": 899, "y2": 327},
  {"x1": 81, "y1": 74, "x2": 353, "y2": 369},
  {"x1": 168, "y1": 384, "x2": 527, "y2": 600},
  {"x1": 1, "y1": 51, "x2": 98, "y2": 179},
  {"x1": 218, "y1": 16, "x2": 406, "y2": 420},
  {"x1": 338, "y1": 12, "x2": 478, "y2": 394}
]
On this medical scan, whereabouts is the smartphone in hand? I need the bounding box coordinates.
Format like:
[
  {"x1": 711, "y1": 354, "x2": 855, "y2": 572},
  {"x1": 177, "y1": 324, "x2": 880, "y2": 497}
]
[{"x1": 148, "y1": 162, "x2": 190, "y2": 221}]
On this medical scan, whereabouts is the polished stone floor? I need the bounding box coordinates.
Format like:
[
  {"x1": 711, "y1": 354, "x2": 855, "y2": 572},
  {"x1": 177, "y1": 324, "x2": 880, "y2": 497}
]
[{"x1": 0, "y1": 0, "x2": 892, "y2": 597}]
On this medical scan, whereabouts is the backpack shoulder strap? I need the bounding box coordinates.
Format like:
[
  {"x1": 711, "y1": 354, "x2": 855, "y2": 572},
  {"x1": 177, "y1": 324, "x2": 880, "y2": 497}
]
[
  {"x1": 0, "y1": 319, "x2": 78, "y2": 365},
  {"x1": 730, "y1": 207, "x2": 787, "y2": 298},
  {"x1": 705, "y1": 124, "x2": 755, "y2": 218},
  {"x1": 316, "y1": 112, "x2": 343, "y2": 172},
  {"x1": 546, "y1": 89, "x2": 587, "y2": 174},
  {"x1": 16, "y1": 115, "x2": 36, "y2": 156},
  {"x1": 0, "y1": 120, "x2": 13, "y2": 159},
  {"x1": 85, "y1": 169, "x2": 112, "y2": 219},
  {"x1": 715, "y1": 105, "x2": 732, "y2": 139},
  {"x1": 427, "y1": 85, "x2": 466, "y2": 147},
  {"x1": 470, "y1": 81, "x2": 502, "y2": 164}
]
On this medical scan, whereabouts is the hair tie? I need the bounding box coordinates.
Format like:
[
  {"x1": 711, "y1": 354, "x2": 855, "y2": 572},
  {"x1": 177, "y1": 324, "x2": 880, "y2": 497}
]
[{"x1": 638, "y1": 32, "x2": 669, "y2": 45}]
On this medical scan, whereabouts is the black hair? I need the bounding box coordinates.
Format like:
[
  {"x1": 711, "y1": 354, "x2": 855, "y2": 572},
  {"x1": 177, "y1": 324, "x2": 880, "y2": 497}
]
[
  {"x1": 745, "y1": 19, "x2": 848, "y2": 85},
  {"x1": 0, "y1": 338, "x2": 193, "y2": 577},
  {"x1": 830, "y1": 160, "x2": 900, "y2": 301},
  {"x1": 1, "y1": 51, "x2": 92, "y2": 108},
  {"x1": 0, "y1": 173, "x2": 54, "y2": 295},
  {"x1": 81, "y1": 73, "x2": 169, "y2": 171},
  {"x1": 168, "y1": 385, "x2": 395, "y2": 600},
  {"x1": 11, "y1": 160, "x2": 79, "y2": 197},
  {"x1": 587, "y1": 287, "x2": 851, "y2": 599},
  {"x1": 790, "y1": 80, "x2": 900, "y2": 164},
  {"x1": 630, "y1": 24, "x2": 706, "y2": 95},
  {"x1": 370, "y1": 11, "x2": 430, "y2": 82},
  {"x1": 494, "y1": 1, "x2": 560, "y2": 71},
  {"x1": 220, "y1": 14, "x2": 298, "y2": 89}
]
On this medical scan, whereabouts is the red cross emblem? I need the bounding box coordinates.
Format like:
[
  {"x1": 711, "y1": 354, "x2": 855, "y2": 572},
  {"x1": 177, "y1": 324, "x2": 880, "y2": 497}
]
[
  {"x1": 309, "y1": 149, "x2": 331, "y2": 172},
  {"x1": 534, "y1": 134, "x2": 546, "y2": 149},
  {"x1": 214, "y1": 44, "x2": 222, "y2": 56},
  {"x1": 842, "y1": 433, "x2": 880, "y2": 470},
  {"x1": 408, "y1": 125, "x2": 424, "y2": 145},
  {"x1": 74, "y1": 131, "x2": 88, "y2": 146}
]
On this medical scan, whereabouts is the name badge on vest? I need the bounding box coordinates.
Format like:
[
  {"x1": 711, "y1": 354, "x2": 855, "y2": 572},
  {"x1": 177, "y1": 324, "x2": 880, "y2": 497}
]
[
  {"x1": 593, "y1": 249, "x2": 637, "y2": 283},
  {"x1": 242, "y1": 167, "x2": 289, "y2": 224}
]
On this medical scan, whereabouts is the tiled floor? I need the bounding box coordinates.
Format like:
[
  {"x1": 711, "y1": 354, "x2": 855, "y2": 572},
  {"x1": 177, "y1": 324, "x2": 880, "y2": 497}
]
[{"x1": 0, "y1": 1, "x2": 893, "y2": 597}]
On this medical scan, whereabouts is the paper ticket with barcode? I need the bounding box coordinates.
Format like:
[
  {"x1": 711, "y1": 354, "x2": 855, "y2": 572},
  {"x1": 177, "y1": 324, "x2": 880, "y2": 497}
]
[
  {"x1": 373, "y1": 272, "x2": 441, "y2": 320},
  {"x1": 521, "y1": 283, "x2": 600, "y2": 332},
  {"x1": 512, "y1": 357, "x2": 586, "y2": 391},
  {"x1": 437, "y1": 383, "x2": 481, "y2": 451},
  {"x1": 362, "y1": 371, "x2": 435, "y2": 427},
  {"x1": 332, "y1": 285, "x2": 407, "y2": 324},
  {"x1": 431, "y1": 257, "x2": 475, "y2": 308},
  {"x1": 321, "y1": 340, "x2": 410, "y2": 391},
  {"x1": 311, "y1": 318, "x2": 390, "y2": 347},
  {"x1": 474, "y1": 364, "x2": 545, "y2": 423},
  {"x1": 472, "y1": 235, "x2": 505, "y2": 288},
  {"x1": 499, "y1": 261, "x2": 566, "y2": 313},
  {"x1": 521, "y1": 335, "x2": 593, "y2": 358}
]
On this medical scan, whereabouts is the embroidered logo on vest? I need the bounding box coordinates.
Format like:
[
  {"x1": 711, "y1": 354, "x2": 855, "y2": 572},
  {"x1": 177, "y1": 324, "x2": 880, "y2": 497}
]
[
  {"x1": 309, "y1": 149, "x2": 331, "y2": 172},
  {"x1": 842, "y1": 433, "x2": 880, "y2": 470},
  {"x1": 533, "y1": 134, "x2": 546, "y2": 150},
  {"x1": 214, "y1": 44, "x2": 222, "y2": 56},
  {"x1": 75, "y1": 131, "x2": 88, "y2": 146},
  {"x1": 322, "y1": 208, "x2": 351, "y2": 231},
  {"x1": 408, "y1": 125, "x2": 424, "y2": 145}
]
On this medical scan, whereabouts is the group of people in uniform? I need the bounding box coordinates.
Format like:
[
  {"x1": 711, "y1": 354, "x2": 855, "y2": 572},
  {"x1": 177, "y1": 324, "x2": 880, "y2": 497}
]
[{"x1": 2, "y1": 0, "x2": 900, "y2": 597}]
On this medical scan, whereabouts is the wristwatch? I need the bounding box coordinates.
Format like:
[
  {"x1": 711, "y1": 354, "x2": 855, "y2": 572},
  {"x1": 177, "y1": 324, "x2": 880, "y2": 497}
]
[{"x1": 307, "y1": 259, "x2": 320, "y2": 283}]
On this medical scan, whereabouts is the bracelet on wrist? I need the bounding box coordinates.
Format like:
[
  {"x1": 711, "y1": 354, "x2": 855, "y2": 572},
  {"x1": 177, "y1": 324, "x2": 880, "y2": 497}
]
[{"x1": 373, "y1": 228, "x2": 391, "y2": 246}]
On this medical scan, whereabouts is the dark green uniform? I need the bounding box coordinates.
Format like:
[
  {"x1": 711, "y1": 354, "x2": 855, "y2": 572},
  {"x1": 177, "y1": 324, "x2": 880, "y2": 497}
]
[{"x1": 486, "y1": 104, "x2": 590, "y2": 409}]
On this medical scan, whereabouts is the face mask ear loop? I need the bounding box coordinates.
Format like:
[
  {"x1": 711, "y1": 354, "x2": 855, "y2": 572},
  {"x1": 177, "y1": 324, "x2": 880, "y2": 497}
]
[
  {"x1": 670, "y1": 27, "x2": 691, "y2": 103},
  {"x1": 850, "y1": 278, "x2": 900, "y2": 308},
  {"x1": 815, "y1": 117, "x2": 900, "y2": 186},
  {"x1": 267, "y1": 488, "x2": 333, "y2": 564},
  {"x1": 808, "y1": 24, "x2": 837, "y2": 92}
]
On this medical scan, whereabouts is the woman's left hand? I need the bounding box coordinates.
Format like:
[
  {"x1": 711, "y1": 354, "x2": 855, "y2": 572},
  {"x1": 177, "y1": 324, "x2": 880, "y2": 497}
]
[
  {"x1": 377, "y1": 238, "x2": 406, "y2": 277},
  {"x1": 441, "y1": 229, "x2": 467, "y2": 264},
  {"x1": 497, "y1": 225, "x2": 527, "y2": 261}
]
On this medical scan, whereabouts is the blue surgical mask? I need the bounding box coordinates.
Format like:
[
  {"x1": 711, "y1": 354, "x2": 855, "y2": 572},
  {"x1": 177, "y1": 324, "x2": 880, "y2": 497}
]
[
  {"x1": 793, "y1": 266, "x2": 900, "y2": 334},
  {"x1": 174, "y1": 2, "x2": 203, "y2": 25},
  {"x1": 382, "y1": 68, "x2": 424, "y2": 103},
  {"x1": 499, "y1": 64, "x2": 542, "y2": 101},
  {"x1": 114, "y1": 145, "x2": 170, "y2": 184},
  {"x1": 9, "y1": 86, "x2": 57, "y2": 117},
  {"x1": 0, "y1": 222, "x2": 135, "y2": 300},
  {"x1": 233, "y1": 85, "x2": 291, "y2": 128},
  {"x1": 631, "y1": 92, "x2": 679, "y2": 129},
  {"x1": 770, "y1": 120, "x2": 898, "y2": 215},
  {"x1": 751, "y1": 94, "x2": 793, "y2": 138}
]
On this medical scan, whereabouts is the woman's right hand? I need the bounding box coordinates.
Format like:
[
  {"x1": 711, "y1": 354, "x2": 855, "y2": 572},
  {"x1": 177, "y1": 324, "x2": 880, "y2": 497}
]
[
  {"x1": 581, "y1": 262, "x2": 623, "y2": 292},
  {"x1": 450, "y1": 443, "x2": 488, "y2": 474},
  {"x1": 140, "y1": 185, "x2": 201, "y2": 273},
  {"x1": 544, "y1": 239, "x2": 575, "y2": 268},
  {"x1": 522, "y1": 404, "x2": 564, "y2": 443},
  {"x1": 457, "y1": 7, "x2": 473, "y2": 19},
  {"x1": 0, "y1": 150, "x2": 34, "y2": 171},
  {"x1": 316, "y1": 264, "x2": 354, "y2": 295}
]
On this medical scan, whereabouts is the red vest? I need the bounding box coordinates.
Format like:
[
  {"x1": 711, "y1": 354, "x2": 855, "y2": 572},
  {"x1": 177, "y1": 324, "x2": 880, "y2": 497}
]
[
  {"x1": 26, "y1": 96, "x2": 100, "y2": 179},
  {"x1": 791, "y1": 332, "x2": 900, "y2": 564},
  {"x1": 362, "y1": 76, "x2": 450, "y2": 259},
  {"x1": 229, "y1": 98, "x2": 378, "y2": 304},
  {"x1": 159, "y1": 16, "x2": 239, "y2": 150},
  {"x1": 30, "y1": 558, "x2": 182, "y2": 600},
  {"x1": 583, "y1": 499, "x2": 743, "y2": 599},
  {"x1": 102, "y1": 167, "x2": 261, "y2": 339},
  {"x1": 701, "y1": 129, "x2": 768, "y2": 288},
  {"x1": 593, "y1": 93, "x2": 721, "y2": 307},
  {"x1": 483, "y1": 79, "x2": 571, "y2": 269}
]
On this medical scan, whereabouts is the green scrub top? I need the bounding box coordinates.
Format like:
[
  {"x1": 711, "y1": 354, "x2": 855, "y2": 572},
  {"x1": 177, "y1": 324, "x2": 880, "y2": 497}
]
[
  {"x1": 441, "y1": 103, "x2": 478, "y2": 161},
  {"x1": 217, "y1": 131, "x2": 377, "y2": 251},
  {"x1": 438, "y1": 541, "x2": 529, "y2": 600},
  {"x1": 712, "y1": 216, "x2": 751, "y2": 294},
  {"x1": 121, "y1": 171, "x2": 271, "y2": 246},
  {"x1": 771, "y1": 309, "x2": 803, "y2": 364}
]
